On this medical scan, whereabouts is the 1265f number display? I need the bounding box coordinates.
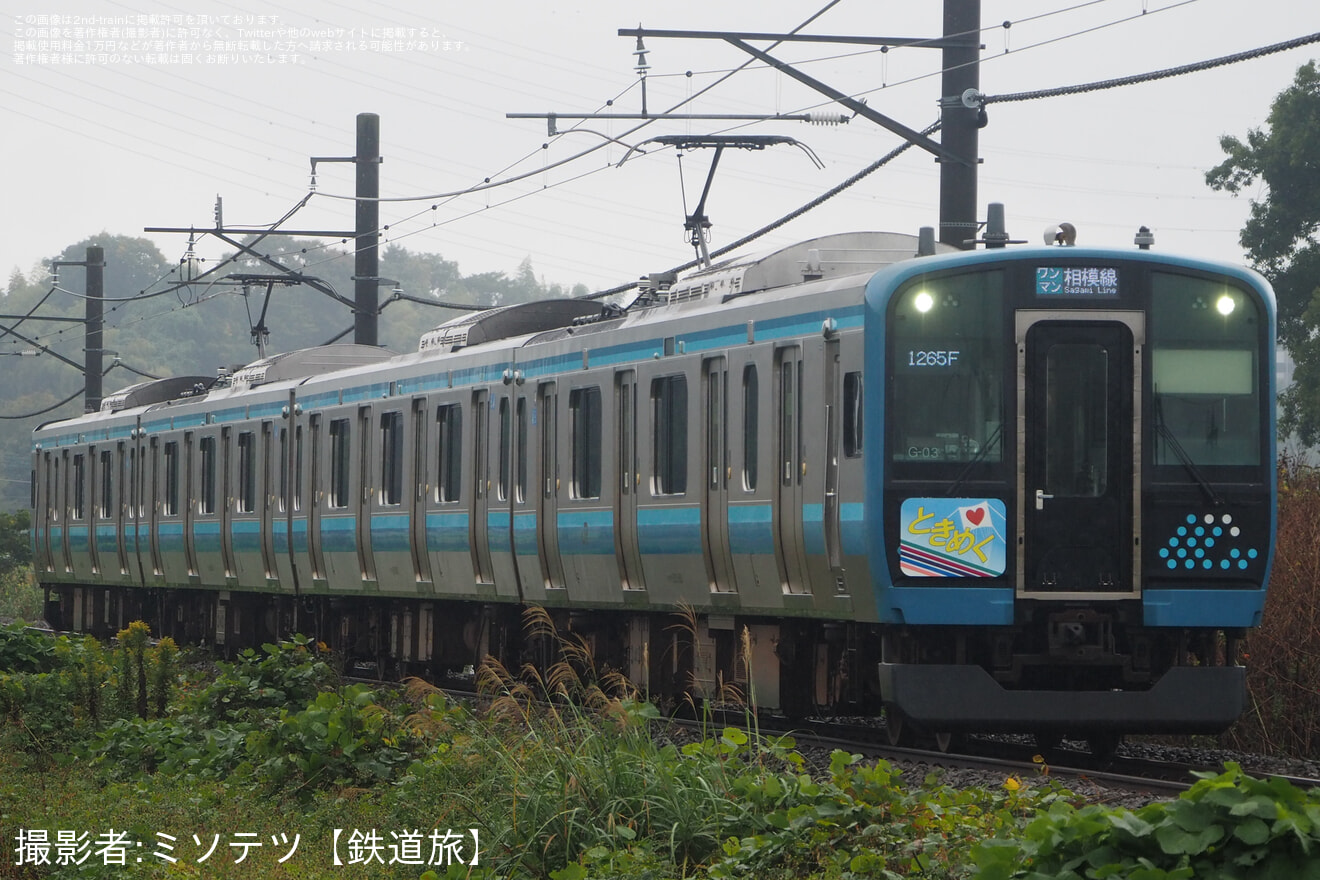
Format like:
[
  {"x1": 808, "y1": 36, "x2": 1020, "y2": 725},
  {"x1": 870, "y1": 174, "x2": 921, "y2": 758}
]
[{"x1": 907, "y1": 350, "x2": 960, "y2": 367}]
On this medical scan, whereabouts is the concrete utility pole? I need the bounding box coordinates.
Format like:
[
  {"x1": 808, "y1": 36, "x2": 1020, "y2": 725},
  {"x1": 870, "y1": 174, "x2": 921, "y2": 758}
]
[
  {"x1": 354, "y1": 112, "x2": 381, "y2": 347},
  {"x1": 939, "y1": 0, "x2": 982, "y2": 249},
  {"x1": 84, "y1": 245, "x2": 104, "y2": 412}
]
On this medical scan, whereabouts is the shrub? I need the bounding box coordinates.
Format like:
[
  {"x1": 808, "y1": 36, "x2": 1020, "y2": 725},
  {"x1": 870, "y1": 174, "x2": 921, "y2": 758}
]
[
  {"x1": 973, "y1": 763, "x2": 1320, "y2": 880},
  {"x1": 0, "y1": 620, "x2": 58, "y2": 673},
  {"x1": 1227, "y1": 455, "x2": 1320, "y2": 756}
]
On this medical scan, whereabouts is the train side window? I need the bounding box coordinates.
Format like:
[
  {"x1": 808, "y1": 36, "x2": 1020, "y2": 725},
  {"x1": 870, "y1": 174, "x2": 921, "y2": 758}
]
[
  {"x1": 1150, "y1": 272, "x2": 1263, "y2": 467},
  {"x1": 293, "y1": 426, "x2": 304, "y2": 512},
  {"x1": 329, "y1": 418, "x2": 351, "y2": 509},
  {"x1": 743, "y1": 365, "x2": 758, "y2": 491},
  {"x1": 436, "y1": 404, "x2": 463, "y2": 503},
  {"x1": 198, "y1": 438, "x2": 215, "y2": 515},
  {"x1": 163, "y1": 443, "x2": 178, "y2": 516},
  {"x1": 843, "y1": 371, "x2": 863, "y2": 458},
  {"x1": 128, "y1": 447, "x2": 137, "y2": 518},
  {"x1": 652, "y1": 375, "x2": 687, "y2": 496},
  {"x1": 277, "y1": 429, "x2": 288, "y2": 513},
  {"x1": 515, "y1": 398, "x2": 528, "y2": 504},
  {"x1": 778, "y1": 358, "x2": 800, "y2": 486},
  {"x1": 237, "y1": 431, "x2": 256, "y2": 513},
  {"x1": 99, "y1": 449, "x2": 113, "y2": 517},
  {"x1": 497, "y1": 397, "x2": 511, "y2": 502},
  {"x1": 380, "y1": 411, "x2": 404, "y2": 506},
  {"x1": 569, "y1": 386, "x2": 602, "y2": 500},
  {"x1": 72, "y1": 454, "x2": 86, "y2": 519}
]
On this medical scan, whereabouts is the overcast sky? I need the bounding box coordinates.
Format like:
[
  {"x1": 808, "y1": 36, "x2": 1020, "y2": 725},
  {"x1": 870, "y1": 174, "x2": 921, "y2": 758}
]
[{"x1": 4, "y1": 0, "x2": 1318, "y2": 296}]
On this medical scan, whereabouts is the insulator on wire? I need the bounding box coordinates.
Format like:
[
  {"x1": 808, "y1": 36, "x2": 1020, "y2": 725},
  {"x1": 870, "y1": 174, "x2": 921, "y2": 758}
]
[{"x1": 805, "y1": 112, "x2": 849, "y2": 126}]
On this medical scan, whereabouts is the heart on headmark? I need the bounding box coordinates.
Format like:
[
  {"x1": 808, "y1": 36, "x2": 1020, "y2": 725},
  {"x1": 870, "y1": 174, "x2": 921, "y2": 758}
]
[{"x1": 966, "y1": 507, "x2": 985, "y2": 526}]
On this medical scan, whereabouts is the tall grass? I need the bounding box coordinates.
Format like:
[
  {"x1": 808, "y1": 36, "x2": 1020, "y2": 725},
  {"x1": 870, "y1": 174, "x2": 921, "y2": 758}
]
[
  {"x1": 0, "y1": 565, "x2": 41, "y2": 622},
  {"x1": 398, "y1": 607, "x2": 793, "y2": 877}
]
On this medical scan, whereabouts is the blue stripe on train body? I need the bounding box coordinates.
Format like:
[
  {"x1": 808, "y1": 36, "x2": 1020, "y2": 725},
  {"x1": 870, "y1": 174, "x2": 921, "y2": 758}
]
[
  {"x1": 426, "y1": 511, "x2": 470, "y2": 554},
  {"x1": 319, "y1": 516, "x2": 356, "y2": 554},
  {"x1": 728, "y1": 504, "x2": 773, "y2": 555},
  {"x1": 193, "y1": 521, "x2": 221, "y2": 554},
  {"x1": 513, "y1": 512, "x2": 538, "y2": 556},
  {"x1": 636, "y1": 507, "x2": 701, "y2": 555},
  {"x1": 370, "y1": 514, "x2": 411, "y2": 553},
  {"x1": 558, "y1": 509, "x2": 614, "y2": 555},
  {"x1": 158, "y1": 522, "x2": 185, "y2": 555},
  {"x1": 231, "y1": 520, "x2": 262, "y2": 554}
]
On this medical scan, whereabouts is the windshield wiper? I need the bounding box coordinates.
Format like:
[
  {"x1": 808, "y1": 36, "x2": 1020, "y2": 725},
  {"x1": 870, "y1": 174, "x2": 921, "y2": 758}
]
[
  {"x1": 1154, "y1": 397, "x2": 1224, "y2": 506},
  {"x1": 944, "y1": 422, "x2": 1003, "y2": 497}
]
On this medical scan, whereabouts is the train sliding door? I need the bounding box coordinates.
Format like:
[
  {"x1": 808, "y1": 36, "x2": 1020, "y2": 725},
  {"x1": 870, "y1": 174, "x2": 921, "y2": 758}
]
[
  {"x1": 1017, "y1": 312, "x2": 1142, "y2": 598},
  {"x1": 484, "y1": 392, "x2": 523, "y2": 598},
  {"x1": 703, "y1": 357, "x2": 736, "y2": 593},
  {"x1": 614, "y1": 369, "x2": 645, "y2": 592},
  {"x1": 775, "y1": 346, "x2": 810, "y2": 594},
  {"x1": 536, "y1": 382, "x2": 566, "y2": 591}
]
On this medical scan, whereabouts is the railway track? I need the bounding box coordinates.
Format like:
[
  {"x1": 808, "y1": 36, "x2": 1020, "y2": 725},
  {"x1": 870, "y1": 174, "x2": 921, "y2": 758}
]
[
  {"x1": 26, "y1": 623, "x2": 1320, "y2": 807},
  {"x1": 661, "y1": 712, "x2": 1320, "y2": 806}
]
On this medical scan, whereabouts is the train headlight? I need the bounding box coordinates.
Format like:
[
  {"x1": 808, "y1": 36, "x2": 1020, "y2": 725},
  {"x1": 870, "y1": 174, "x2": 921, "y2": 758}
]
[
  {"x1": 914, "y1": 292, "x2": 934, "y2": 314},
  {"x1": 1216, "y1": 294, "x2": 1236, "y2": 316}
]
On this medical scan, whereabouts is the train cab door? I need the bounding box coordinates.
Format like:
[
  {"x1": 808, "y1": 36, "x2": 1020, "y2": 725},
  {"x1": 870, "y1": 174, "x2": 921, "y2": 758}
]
[
  {"x1": 1018, "y1": 313, "x2": 1142, "y2": 598},
  {"x1": 703, "y1": 357, "x2": 737, "y2": 593}
]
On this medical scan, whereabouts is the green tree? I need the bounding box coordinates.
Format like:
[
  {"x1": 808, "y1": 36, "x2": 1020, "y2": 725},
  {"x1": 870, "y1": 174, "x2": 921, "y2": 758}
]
[
  {"x1": 1207, "y1": 61, "x2": 1320, "y2": 443},
  {"x1": 0, "y1": 512, "x2": 30, "y2": 577}
]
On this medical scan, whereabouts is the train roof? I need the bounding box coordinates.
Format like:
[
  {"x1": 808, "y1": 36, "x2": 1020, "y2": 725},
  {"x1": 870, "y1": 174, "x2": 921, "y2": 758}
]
[
  {"x1": 643, "y1": 231, "x2": 958, "y2": 307},
  {"x1": 418, "y1": 298, "x2": 605, "y2": 355}
]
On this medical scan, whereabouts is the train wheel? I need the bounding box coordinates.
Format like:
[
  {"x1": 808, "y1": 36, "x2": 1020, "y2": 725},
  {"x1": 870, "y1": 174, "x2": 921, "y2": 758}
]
[
  {"x1": 933, "y1": 731, "x2": 963, "y2": 753},
  {"x1": 884, "y1": 707, "x2": 914, "y2": 747}
]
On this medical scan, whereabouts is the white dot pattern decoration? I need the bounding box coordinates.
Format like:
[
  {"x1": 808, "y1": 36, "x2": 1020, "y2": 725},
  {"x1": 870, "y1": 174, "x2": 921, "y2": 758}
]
[{"x1": 1158, "y1": 512, "x2": 1260, "y2": 571}]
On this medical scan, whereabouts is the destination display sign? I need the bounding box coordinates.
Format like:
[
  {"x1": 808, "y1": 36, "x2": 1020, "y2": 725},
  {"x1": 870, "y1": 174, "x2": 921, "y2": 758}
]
[{"x1": 1035, "y1": 266, "x2": 1120, "y2": 297}]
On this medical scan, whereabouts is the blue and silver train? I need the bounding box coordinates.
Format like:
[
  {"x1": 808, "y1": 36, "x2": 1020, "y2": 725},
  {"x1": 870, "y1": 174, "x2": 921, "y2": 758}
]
[{"x1": 30, "y1": 219, "x2": 1276, "y2": 747}]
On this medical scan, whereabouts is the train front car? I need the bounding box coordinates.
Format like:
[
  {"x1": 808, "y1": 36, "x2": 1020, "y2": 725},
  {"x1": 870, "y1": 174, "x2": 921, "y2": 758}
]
[{"x1": 865, "y1": 245, "x2": 1276, "y2": 749}]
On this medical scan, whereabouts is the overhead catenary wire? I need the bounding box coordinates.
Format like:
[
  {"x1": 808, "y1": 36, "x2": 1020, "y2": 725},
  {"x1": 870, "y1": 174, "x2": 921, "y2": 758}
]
[
  {"x1": 586, "y1": 119, "x2": 943, "y2": 299},
  {"x1": 13, "y1": 9, "x2": 1315, "y2": 350},
  {"x1": 192, "y1": 0, "x2": 1202, "y2": 286},
  {"x1": 289, "y1": 0, "x2": 1229, "y2": 282},
  {"x1": 983, "y1": 30, "x2": 1320, "y2": 104},
  {"x1": 0, "y1": 387, "x2": 85, "y2": 420},
  {"x1": 577, "y1": 26, "x2": 1320, "y2": 299}
]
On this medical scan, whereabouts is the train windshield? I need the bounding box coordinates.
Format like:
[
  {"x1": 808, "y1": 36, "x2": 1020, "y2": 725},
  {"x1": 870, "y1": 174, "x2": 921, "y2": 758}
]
[
  {"x1": 889, "y1": 270, "x2": 1005, "y2": 463},
  {"x1": 1150, "y1": 272, "x2": 1263, "y2": 466}
]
